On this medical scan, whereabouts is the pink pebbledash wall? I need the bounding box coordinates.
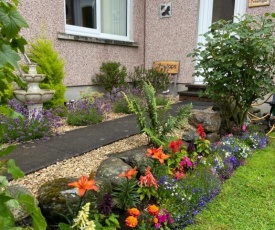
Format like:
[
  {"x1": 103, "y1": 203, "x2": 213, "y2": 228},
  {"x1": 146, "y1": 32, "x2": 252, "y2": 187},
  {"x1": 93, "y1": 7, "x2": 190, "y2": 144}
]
[
  {"x1": 18, "y1": 0, "x2": 145, "y2": 87},
  {"x1": 144, "y1": 0, "x2": 199, "y2": 84},
  {"x1": 18, "y1": 0, "x2": 275, "y2": 99}
]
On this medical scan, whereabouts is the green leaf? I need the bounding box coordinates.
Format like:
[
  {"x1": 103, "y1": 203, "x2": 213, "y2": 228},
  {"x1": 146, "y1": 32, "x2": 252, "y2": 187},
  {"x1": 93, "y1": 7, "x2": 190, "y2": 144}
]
[
  {"x1": 0, "y1": 145, "x2": 16, "y2": 158},
  {"x1": 7, "y1": 159, "x2": 24, "y2": 180},
  {"x1": 0, "y1": 44, "x2": 20, "y2": 68},
  {"x1": 18, "y1": 194, "x2": 47, "y2": 230},
  {"x1": 0, "y1": 6, "x2": 28, "y2": 38}
]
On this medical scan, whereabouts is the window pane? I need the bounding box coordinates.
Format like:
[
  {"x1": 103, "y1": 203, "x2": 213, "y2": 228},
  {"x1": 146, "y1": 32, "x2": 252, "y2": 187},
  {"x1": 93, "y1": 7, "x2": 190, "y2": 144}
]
[
  {"x1": 101, "y1": 0, "x2": 127, "y2": 36},
  {"x1": 66, "y1": 0, "x2": 97, "y2": 29},
  {"x1": 212, "y1": 0, "x2": 235, "y2": 23}
]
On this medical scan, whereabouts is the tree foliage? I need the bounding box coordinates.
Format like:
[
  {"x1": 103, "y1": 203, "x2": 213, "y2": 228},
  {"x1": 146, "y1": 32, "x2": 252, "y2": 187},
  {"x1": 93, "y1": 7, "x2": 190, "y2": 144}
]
[
  {"x1": 0, "y1": 0, "x2": 28, "y2": 103},
  {"x1": 188, "y1": 13, "x2": 275, "y2": 133}
]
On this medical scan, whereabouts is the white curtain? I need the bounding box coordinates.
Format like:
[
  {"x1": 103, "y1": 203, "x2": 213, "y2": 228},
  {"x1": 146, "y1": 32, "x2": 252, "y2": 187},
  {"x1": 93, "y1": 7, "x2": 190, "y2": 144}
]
[{"x1": 101, "y1": 0, "x2": 127, "y2": 36}]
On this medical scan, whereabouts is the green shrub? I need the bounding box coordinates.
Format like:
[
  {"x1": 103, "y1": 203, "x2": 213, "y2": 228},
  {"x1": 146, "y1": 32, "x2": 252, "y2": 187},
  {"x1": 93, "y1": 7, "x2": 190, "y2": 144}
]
[
  {"x1": 188, "y1": 13, "x2": 275, "y2": 133},
  {"x1": 27, "y1": 35, "x2": 67, "y2": 110},
  {"x1": 112, "y1": 98, "x2": 132, "y2": 114},
  {"x1": 128, "y1": 66, "x2": 171, "y2": 93},
  {"x1": 92, "y1": 62, "x2": 127, "y2": 93},
  {"x1": 156, "y1": 94, "x2": 170, "y2": 106}
]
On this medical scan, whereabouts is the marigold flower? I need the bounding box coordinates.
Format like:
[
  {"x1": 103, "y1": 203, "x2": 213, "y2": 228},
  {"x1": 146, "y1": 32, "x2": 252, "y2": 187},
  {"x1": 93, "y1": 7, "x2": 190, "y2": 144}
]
[
  {"x1": 118, "y1": 167, "x2": 137, "y2": 180},
  {"x1": 125, "y1": 215, "x2": 138, "y2": 228},
  {"x1": 68, "y1": 175, "x2": 98, "y2": 197},
  {"x1": 197, "y1": 124, "x2": 206, "y2": 139},
  {"x1": 139, "y1": 166, "x2": 158, "y2": 189},
  {"x1": 153, "y1": 217, "x2": 158, "y2": 224},
  {"x1": 128, "y1": 208, "x2": 141, "y2": 217},
  {"x1": 147, "y1": 204, "x2": 159, "y2": 216}
]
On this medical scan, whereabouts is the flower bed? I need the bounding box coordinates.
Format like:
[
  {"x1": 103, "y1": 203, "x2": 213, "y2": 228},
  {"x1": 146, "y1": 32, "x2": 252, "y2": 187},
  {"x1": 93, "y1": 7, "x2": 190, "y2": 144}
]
[{"x1": 54, "y1": 125, "x2": 268, "y2": 230}]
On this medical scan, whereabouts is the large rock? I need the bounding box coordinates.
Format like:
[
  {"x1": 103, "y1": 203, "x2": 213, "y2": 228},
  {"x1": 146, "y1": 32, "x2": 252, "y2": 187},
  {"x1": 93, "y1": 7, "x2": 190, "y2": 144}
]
[
  {"x1": 37, "y1": 177, "x2": 112, "y2": 225},
  {"x1": 182, "y1": 125, "x2": 199, "y2": 142},
  {"x1": 109, "y1": 146, "x2": 150, "y2": 174},
  {"x1": 7, "y1": 184, "x2": 38, "y2": 222},
  {"x1": 189, "y1": 108, "x2": 221, "y2": 133},
  {"x1": 96, "y1": 157, "x2": 132, "y2": 187}
]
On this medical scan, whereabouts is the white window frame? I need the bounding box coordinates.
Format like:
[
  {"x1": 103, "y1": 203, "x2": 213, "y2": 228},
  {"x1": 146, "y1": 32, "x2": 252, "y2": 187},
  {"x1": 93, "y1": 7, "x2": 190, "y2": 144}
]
[{"x1": 64, "y1": 0, "x2": 133, "y2": 42}]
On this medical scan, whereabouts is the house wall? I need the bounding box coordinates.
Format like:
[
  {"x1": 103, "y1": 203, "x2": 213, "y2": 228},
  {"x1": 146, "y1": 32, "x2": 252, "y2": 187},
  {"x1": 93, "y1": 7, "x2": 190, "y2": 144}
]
[
  {"x1": 18, "y1": 1, "x2": 275, "y2": 100},
  {"x1": 144, "y1": 0, "x2": 199, "y2": 87},
  {"x1": 18, "y1": 0, "x2": 145, "y2": 100}
]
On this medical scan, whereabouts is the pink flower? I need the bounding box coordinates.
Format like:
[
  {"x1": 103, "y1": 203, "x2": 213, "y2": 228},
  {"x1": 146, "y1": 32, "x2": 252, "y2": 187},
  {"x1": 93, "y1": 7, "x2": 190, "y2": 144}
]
[
  {"x1": 139, "y1": 166, "x2": 158, "y2": 189},
  {"x1": 180, "y1": 156, "x2": 193, "y2": 168}
]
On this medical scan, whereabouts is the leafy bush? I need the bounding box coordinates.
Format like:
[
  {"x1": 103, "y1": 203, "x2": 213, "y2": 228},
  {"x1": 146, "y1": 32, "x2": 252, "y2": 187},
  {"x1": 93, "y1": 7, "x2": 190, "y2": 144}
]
[
  {"x1": 27, "y1": 34, "x2": 67, "y2": 110},
  {"x1": 66, "y1": 99, "x2": 104, "y2": 126},
  {"x1": 129, "y1": 66, "x2": 171, "y2": 93},
  {"x1": 124, "y1": 81, "x2": 192, "y2": 147},
  {"x1": 92, "y1": 62, "x2": 127, "y2": 93},
  {"x1": 188, "y1": 13, "x2": 275, "y2": 133},
  {"x1": 0, "y1": 0, "x2": 28, "y2": 104}
]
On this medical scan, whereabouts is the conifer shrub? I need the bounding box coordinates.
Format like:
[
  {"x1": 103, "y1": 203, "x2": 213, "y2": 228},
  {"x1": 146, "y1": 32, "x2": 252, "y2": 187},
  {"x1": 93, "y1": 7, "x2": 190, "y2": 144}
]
[
  {"x1": 27, "y1": 35, "x2": 67, "y2": 111},
  {"x1": 92, "y1": 62, "x2": 127, "y2": 93}
]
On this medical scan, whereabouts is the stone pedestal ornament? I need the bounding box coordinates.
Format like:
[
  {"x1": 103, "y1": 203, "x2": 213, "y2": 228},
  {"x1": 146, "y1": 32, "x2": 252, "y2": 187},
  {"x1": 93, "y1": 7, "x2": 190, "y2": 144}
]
[{"x1": 13, "y1": 63, "x2": 55, "y2": 119}]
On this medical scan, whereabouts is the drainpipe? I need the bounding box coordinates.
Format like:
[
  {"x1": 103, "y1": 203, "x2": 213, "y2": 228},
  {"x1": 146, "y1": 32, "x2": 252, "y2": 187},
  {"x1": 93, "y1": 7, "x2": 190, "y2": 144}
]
[{"x1": 143, "y1": 0, "x2": 146, "y2": 68}]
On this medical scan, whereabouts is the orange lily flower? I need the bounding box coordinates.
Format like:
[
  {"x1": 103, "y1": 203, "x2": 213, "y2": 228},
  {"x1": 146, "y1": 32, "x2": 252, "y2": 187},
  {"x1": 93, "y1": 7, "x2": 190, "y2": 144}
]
[
  {"x1": 118, "y1": 167, "x2": 137, "y2": 180},
  {"x1": 68, "y1": 175, "x2": 98, "y2": 197},
  {"x1": 147, "y1": 146, "x2": 169, "y2": 164},
  {"x1": 147, "y1": 146, "x2": 164, "y2": 157}
]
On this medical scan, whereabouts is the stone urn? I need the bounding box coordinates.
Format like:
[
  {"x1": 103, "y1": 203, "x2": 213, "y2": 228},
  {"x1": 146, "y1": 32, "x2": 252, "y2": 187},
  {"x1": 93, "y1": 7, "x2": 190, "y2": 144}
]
[{"x1": 13, "y1": 63, "x2": 55, "y2": 119}]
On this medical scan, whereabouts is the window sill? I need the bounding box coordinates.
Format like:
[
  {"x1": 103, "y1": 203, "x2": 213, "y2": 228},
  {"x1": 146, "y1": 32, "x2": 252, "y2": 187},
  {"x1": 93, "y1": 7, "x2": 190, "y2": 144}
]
[{"x1": 57, "y1": 33, "x2": 139, "y2": 47}]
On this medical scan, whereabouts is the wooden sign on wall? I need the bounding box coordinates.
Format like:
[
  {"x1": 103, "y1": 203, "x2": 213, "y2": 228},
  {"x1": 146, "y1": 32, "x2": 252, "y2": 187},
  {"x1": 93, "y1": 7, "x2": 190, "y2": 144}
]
[
  {"x1": 248, "y1": 0, "x2": 270, "y2": 7},
  {"x1": 153, "y1": 61, "x2": 180, "y2": 74}
]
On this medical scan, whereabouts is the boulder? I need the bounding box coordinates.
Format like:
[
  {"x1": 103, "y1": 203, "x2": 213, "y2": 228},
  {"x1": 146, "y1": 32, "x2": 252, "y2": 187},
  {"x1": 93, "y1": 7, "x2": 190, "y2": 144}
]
[
  {"x1": 7, "y1": 184, "x2": 38, "y2": 222},
  {"x1": 110, "y1": 145, "x2": 150, "y2": 174},
  {"x1": 96, "y1": 157, "x2": 132, "y2": 187},
  {"x1": 182, "y1": 125, "x2": 199, "y2": 142},
  {"x1": 37, "y1": 177, "x2": 112, "y2": 225},
  {"x1": 189, "y1": 108, "x2": 221, "y2": 133}
]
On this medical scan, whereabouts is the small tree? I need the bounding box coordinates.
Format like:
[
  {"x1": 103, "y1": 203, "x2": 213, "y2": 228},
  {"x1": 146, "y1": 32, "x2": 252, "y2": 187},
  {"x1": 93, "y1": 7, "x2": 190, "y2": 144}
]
[
  {"x1": 27, "y1": 35, "x2": 67, "y2": 110},
  {"x1": 188, "y1": 13, "x2": 275, "y2": 133}
]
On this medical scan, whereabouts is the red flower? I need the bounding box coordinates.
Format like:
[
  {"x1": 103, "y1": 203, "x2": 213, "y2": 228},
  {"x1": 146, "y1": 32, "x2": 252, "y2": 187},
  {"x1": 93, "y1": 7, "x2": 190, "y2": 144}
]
[
  {"x1": 168, "y1": 139, "x2": 183, "y2": 153},
  {"x1": 68, "y1": 175, "x2": 98, "y2": 197},
  {"x1": 197, "y1": 124, "x2": 206, "y2": 139}
]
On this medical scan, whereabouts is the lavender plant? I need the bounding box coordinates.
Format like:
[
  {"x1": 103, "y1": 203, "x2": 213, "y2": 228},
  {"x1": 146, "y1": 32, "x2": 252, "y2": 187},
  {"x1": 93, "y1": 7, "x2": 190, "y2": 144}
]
[
  {"x1": 66, "y1": 99, "x2": 104, "y2": 126},
  {"x1": 1, "y1": 100, "x2": 62, "y2": 143}
]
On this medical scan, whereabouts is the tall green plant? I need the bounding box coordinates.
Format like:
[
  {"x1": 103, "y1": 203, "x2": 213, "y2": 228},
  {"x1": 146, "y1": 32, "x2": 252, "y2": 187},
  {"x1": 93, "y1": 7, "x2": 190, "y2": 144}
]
[
  {"x1": 27, "y1": 35, "x2": 66, "y2": 109},
  {"x1": 92, "y1": 61, "x2": 127, "y2": 93},
  {"x1": 188, "y1": 13, "x2": 275, "y2": 133},
  {"x1": 0, "y1": 0, "x2": 28, "y2": 103},
  {"x1": 124, "y1": 81, "x2": 192, "y2": 147}
]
